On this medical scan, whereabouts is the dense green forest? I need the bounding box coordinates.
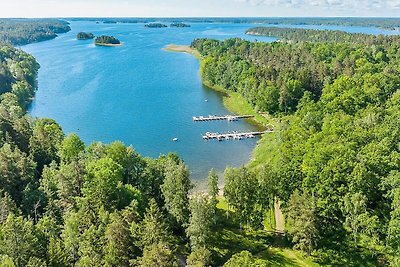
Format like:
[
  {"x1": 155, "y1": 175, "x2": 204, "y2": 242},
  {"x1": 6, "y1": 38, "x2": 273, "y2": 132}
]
[
  {"x1": 95, "y1": 35, "x2": 121, "y2": 45},
  {"x1": 0, "y1": 44, "x2": 39, "y2": 108},
  {"x1": 246, "y1": 27, "x2": 400, "y2": 45},
  {"x1": 191, "y1": 30, "x2": 400, "y2": 265},
  {"x1": 0, "y1": 19, "x2": 70, "y2": 45},
  {"x1": 0, "y1": 31, "x2": 264, "y2": 266},
  {"x1": 77, "y1": 32, "x2": 95, "y2": 40},
  {"x1": 2, "y1": 18, "x2": 400, "y2": 266},
  {"x1": 0, "y1": 43, "x2": 226, "y2": 266}
]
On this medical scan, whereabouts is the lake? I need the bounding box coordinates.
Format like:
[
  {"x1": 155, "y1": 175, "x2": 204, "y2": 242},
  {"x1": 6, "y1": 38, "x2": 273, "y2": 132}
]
[{"x1": 22, "y1": 20, "x2": 397, "y2": 179}]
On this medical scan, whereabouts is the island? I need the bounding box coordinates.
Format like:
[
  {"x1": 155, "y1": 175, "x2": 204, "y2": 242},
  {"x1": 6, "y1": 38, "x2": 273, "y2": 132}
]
[
  {"x1": 144, "y1": 23, "x2": 168, "y2": 28},
  {"x1": 94, "y1": 35, "x2": 122, "y2": 46},
  {"x1": 170, "y1": 22, "x2": 191, "y2": 28},
  {"x1": 76, "y1": 32, "x2": 95, "y2": 40}
]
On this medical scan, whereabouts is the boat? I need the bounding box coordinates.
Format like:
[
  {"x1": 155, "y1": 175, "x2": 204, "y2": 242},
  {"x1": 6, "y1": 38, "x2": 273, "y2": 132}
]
[{"x1": 173, "y1": 138, "x2": 178, "y2": 142}]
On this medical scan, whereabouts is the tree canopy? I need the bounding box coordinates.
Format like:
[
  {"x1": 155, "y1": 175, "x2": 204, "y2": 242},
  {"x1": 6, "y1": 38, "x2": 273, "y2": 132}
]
[{"x1": 0, "y1": 19, "x2": 70, "y2": 45}]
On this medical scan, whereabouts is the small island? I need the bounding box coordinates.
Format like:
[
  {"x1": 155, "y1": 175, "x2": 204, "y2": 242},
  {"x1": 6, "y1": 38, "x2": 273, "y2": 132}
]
[
  {"x1": 77, "y1": 32, "x2": 95, "y2": 40},
  {"x1": 144, "y1": 23, "x2": 168, "y2": 28},
  {"x1": 170, "y1": 23, "x2": 191, "y2": 28},
  {"x1": 94, "y1": 35, "x2": 122, "y2": 46}
]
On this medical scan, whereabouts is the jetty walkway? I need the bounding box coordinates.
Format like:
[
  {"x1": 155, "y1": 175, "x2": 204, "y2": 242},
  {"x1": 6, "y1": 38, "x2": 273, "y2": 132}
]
[
  {"x1": 193, "y1": 115, "x2": 254, "y2": 122},
  {"x1": 202, "y1": 129, "x2": 273, "y2": 141}
]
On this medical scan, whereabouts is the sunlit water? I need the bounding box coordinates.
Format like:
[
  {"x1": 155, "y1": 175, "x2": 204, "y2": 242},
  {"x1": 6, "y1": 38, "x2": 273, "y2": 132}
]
[{"x1": 22, "y1": 20, "x2": 397, "y2": 179}]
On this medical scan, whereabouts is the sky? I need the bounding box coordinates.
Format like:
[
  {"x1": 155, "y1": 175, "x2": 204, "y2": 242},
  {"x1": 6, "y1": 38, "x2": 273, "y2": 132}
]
[{"x1": 1, "y1": 0, "x2": 400, "y2": 18}]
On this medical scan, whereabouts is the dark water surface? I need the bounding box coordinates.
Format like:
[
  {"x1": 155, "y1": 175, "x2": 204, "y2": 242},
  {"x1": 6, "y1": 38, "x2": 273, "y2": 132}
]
[{"x1": 22, "y1": 21, "x2": 396, "y2": 179}]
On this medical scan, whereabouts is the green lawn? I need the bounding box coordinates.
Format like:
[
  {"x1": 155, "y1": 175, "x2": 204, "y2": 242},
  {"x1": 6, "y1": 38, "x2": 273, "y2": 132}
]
[{"x1": 212, "y1": 198, "x2": 320, "y2": 267}]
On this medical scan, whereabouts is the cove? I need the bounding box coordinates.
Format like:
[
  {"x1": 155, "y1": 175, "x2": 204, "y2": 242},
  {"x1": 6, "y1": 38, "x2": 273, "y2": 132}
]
[{"x1": 22, "y1": 20, "x2": 396, "y2": 179}]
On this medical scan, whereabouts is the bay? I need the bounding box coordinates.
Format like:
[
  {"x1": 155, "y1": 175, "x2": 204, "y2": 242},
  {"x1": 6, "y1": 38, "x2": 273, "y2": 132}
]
[{"x1": 22, "y1": 20, "x2": 396, "y2": 179}]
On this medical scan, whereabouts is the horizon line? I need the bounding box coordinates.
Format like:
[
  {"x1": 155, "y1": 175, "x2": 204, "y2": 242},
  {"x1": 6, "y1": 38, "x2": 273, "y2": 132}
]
[{"x1": 2, "y1": 16, "x2": 400, "y2": 19}]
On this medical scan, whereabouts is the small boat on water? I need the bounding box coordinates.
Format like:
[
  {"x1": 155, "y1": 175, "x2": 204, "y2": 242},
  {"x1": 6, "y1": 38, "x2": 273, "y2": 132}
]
[{"x1": 173, "y1": 138, "x2": 178, "y2": 142}]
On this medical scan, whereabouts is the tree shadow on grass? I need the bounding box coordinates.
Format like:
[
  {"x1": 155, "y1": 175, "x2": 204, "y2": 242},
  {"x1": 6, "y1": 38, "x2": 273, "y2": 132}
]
[
  {"x1": 256, "y1": 249, "x2": 298, "y2": 266},
  {"x1": 315, "y1": 245, "x2": 383, "y2": 267},
  {"x1": 211, "y1": 211, "x2": 296, "y2": 266},
  {"x1": 211, "y1": 204, "x2": 307, "y2": 266}
]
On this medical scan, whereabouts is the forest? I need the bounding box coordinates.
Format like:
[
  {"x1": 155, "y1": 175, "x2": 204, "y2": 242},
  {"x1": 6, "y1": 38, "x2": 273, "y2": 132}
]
[
  {"x1": 0, "y1": 23, "x2": 269, "y2": 266},
  {"x1": 0, "y1": 19, "x2": 70, "y2": 45},
  {"x1": 246, "y1": 27, "x2": 400, "y2": 45},
  {"x1": 1, "y1": 18, "x2": 400, "y2": 266},
  {"x1": 0, "y1": 42, "x2": 229, "y2": 266},
  {"x1": 191, "y1": 28, "x2": 400, "y2": 265}
]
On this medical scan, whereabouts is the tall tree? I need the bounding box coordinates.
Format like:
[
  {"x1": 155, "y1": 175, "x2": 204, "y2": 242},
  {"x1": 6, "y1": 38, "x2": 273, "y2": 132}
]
[
  {"x1": 104, "y1": 212, "x2": 137, "y2": 266},
  {"x1": 0, "y1": 214, "x2": 40, "y2": 266},
  {"x1": 207, "y1": 169, "x2": 219, "y2": 203},
  {"x1": 343, "y1": 192, "x2": 367, "y2": 244},
  {"x1": 83, "y1": 157, "x2": 123, "y2": 210},
  {"x1": 224, "y1": 167, "x2": 257, "y2": 227},
  {"x1": 186, "y1": 247, "x2": 212, "y2": 267},
  {"x1": 133, "y1": 198, "x2": 171, "y2": 249},
  {"x1": 29, "y1": 118, "x2": 64, "y2": 172},
  {"x1": 136, "y1": 243, "x2": 178, "y2": 267},
  {"x1": 0, "y1": 143, "x2": 36, "y2": 205},
  {"x1": 161, "y1": 159, "x2": 192, "y2": 227},
  {"x1": 383, "y1": 171, "x2": 400, "y2": 263},
  {"x1": 104, "y1": 141, "x2": 145, "y2": 185},
  {"x1": 286, "y1": 190, "x2": 319, "y2": 255},
  {"x1": 186, "y1": 195, "x2": 213, "y2": 249},
  {"x1": 58, "y1": 133, "x2": 85, "y2": 164}
]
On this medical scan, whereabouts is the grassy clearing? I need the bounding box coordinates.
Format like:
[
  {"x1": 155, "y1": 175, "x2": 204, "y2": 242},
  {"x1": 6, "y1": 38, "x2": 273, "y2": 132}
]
[
  {"x1": 211, "y1": 198, "x2": 320, "y2": 267},
  {"x1": 248, "y1": 129, "x2": 280, "y2": 170},
  {"x1": 202, "y1": 80, "x2": 272, "y2": 128}
]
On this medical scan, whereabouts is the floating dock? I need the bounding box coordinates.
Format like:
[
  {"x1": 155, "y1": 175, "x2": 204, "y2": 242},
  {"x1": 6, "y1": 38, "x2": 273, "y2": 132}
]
[
  {"x1": 193, "y1": 114, "x2": 254, "y2": 122},
  {"x1": 202, "y1": 129, "x2": 273, "y2": 141}
]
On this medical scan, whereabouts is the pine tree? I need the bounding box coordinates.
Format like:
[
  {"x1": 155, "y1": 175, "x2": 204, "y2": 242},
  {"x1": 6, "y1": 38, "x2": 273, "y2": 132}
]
[
  {"x1": 186, "y1": 195, "x2": 213, "y2": 249},
  {"x1": 134, "y1": 199, "x2": 171, "y2": 249}
]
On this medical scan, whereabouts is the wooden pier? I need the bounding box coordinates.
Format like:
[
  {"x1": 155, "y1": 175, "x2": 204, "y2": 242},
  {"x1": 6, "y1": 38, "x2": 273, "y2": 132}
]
[
  {"x1": 202, "y1": 129, "x2": 273, "y2": 141},
  {"x1": 193, "y1": 114, "x2": 254, "y2": 122}
]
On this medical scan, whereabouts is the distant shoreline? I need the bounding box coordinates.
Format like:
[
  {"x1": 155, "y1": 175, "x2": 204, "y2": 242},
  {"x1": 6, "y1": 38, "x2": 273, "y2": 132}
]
[{"x1": 95, "y1": 42, "x2": 123, "y2": 47}]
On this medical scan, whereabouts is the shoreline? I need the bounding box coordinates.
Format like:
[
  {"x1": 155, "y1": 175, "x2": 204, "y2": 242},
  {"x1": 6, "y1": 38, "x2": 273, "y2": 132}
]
[
  {"x1": 164, "y1": 44, "x2": 278, "y2": 180},
  {"x1": 163, "y1": 44, "x2": 273, "y2": 129},
  {"x1": 163, "y1": 44, "x2": 201, "y2": 59},
  {"x1": 95, "y1": 42, "x2": 124, "y2": 47}
]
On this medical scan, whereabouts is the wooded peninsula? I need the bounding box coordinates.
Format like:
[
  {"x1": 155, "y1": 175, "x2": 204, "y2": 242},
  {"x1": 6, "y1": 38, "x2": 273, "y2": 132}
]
[{"x1": 0, "y1": 19, "x2": 70, "y2": 45}]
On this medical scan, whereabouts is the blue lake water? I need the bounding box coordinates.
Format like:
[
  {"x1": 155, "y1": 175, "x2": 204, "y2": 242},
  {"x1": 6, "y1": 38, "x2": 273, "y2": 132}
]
[{"x1": 22, "y1": 21, "x2": 398, "y2": 179}]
